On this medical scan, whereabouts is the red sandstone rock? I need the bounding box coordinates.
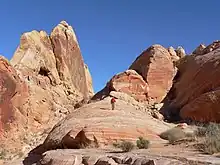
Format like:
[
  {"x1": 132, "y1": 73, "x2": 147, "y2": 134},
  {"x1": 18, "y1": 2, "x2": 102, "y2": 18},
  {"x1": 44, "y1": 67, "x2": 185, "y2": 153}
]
[
  {"x1": 0, "y1": 21, "x2": 94, "y2": 153},
  {"x1": 129, "y1": 44, "x2": 176, "y2": 104},
  {"x1": 0, "y1": 56, "x2": 29, "y2": 150},
  {"x1": 166, "y1": 46, "x2": 220, "y2": 122},
  {"x1": 43, "y1": 98, "x2": 171, "y2": 151},
  {"x1": 108, "y1": 70, "x2": 149, "y2": 102}
]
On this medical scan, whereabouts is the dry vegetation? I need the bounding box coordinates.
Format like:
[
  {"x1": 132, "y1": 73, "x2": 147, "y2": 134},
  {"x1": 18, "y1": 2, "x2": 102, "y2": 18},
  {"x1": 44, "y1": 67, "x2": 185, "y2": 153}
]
[
  {"x1": 113, "y1": 137, "x2": 150, "y2": 152},
  {"x1": 195, "y1": 122, "x2": 220, "y2": 154}
]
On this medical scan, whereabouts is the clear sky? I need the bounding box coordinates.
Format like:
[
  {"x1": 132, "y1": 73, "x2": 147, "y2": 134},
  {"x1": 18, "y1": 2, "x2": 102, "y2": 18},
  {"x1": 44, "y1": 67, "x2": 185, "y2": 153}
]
[{"x1": 0, "y1": 0, "x2": 220, "y2": 92}]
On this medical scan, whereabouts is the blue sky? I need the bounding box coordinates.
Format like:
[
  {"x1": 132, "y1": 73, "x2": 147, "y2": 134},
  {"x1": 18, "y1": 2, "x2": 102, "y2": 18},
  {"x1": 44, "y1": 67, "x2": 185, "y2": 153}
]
[{"x1": 0, "y1": 1, "x2": 220, "y2": 92}]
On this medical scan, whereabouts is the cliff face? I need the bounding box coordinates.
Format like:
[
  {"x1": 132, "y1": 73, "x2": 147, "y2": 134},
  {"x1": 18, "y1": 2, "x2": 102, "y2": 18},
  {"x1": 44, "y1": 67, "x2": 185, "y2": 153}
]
[
  {"x1": 0, "y1": 21, "x2": 94, "y2": 153},
  {"x1": 92, "y1": 44, "x2": 178, "y2": 105}
]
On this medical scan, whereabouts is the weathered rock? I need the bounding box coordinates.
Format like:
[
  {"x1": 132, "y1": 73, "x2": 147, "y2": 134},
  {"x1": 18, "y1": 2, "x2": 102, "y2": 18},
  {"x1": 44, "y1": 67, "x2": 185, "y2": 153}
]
[
  {"x1": 168, "y1": 47, "x2": 180, "y2": 62},
  {"x1": 192, "y1": 44, "x2": 206, "y2": 55},
  {"x1": 43, "y1": 98, "x2": 171, "y2": 151},
  {"x1": 92, "y1": 70, "x2": 149, "y2": 102},
  {"x1": 129, "y1": 44, "x2": 176, "y2": 104},
  {"x1": 95, "y1": 157, "x2": 117, "y2": 165},
  {"x1": 202, "y1": 40, "x2": 220, "y2": 55},
  {"x1": 1, "y1": 21, "x2": 94, "y2": 152},
  {"x1": 83, "y1": 155, "x2": 102, "y2": 165},
  {"x1": 109, "y1": 70, "x2": 149, "y2": 102},
  {"x1": 165, "y1": 45, "x2": 220, "y2": 122},
  {"x1": 0, "y1": 56, "x2": 29, "y2": 151},
  {"x1": 39, "y1": 149, "x2": 82, "y2": 165},
  {"x1": 151, "y1": 111, "x2": 164, "y2": 120},
  {"x1": 192, "y1": 41, "x2": 220, "y2": 56},
  {"x1": 109, "y1": 91, "x2": 140, "y2": 106},
  {"x1": 132, "y1": 158, "x2": 155, "y2": 165},
  {"x1": 84, "y1": 64, "x2": 94, "y2": 97},
  {"x1": 175, "y1": 46, "x2": 185, "y2": 58}
]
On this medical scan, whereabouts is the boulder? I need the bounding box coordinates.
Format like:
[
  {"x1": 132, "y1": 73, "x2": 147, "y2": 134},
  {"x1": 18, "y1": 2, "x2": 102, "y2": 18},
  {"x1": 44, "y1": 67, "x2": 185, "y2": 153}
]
[
  {"x1": 42, "y1": 98, "x2": 171, "y2": 151},
  {"x1": 38, "y1": 149, "x2": 82, "y2": 165},
  {"x1": 129, "y1": 44, "x2": 176, "y2": 104},
  {"x1": 92, "y1": 70, "x2": 149, "y2": 102},
  {"x1": 109, "y1": 70, "x2": 149, "y2": 102},
  {"x1": 95, "y1": 157, "x2": 117, "y2": 165},
  {"x1": 165, "y1": 44, "x2": 220, "y2": 122}
]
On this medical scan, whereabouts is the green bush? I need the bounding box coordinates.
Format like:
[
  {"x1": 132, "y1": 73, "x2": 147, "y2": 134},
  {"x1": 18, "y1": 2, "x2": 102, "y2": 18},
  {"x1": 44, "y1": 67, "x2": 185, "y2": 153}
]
[
  {"x1": 159, "y1": 127, "x2": 187, "y2": 144},
  {"x1": 136, "y1": 137, "x2": 150, "y2": 149},
  {"x1": 113, "y1": 140, "x2": 135, "y2": 152}
]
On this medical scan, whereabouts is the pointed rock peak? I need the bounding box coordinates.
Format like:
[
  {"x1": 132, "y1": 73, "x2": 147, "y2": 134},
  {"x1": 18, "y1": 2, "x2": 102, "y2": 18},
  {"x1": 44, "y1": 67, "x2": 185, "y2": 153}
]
[
  {"x1": 60, "y1": 20, "x2": 69, "y2": 28},
  {"x1": 150, "y1": 44, "x2": 164, "y2": 49}
]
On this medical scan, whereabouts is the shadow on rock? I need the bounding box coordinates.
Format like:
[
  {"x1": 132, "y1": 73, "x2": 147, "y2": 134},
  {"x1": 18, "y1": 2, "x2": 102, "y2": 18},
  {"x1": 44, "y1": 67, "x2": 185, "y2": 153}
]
[{"x1": 23, "y1": 144, "x2": 47, "y2": 165}]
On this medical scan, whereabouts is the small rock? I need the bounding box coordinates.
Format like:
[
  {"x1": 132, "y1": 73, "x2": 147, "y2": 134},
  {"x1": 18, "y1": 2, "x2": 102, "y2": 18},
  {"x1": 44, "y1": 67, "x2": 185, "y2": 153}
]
[
  {"x1": 95, "y1": 157, "x2": 118, "y2": 165},
  {"x1": 132, "y1": 158, "x2": 156, "y2": 165}
]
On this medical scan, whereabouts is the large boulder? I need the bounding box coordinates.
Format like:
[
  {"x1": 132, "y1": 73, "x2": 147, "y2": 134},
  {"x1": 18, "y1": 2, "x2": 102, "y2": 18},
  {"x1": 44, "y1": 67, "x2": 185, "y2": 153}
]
[
  {"x1": 108, "y1": 70, "x2": 149, "y2": 102},
  {"x1": 1, "y1": 21, "x2": 94, "y2": 153},
  {"x1": 164, "y1": 44, "x2": 220, "y2": 122},
  {"x1": 129, "y1": 45, "x2": 176, "y2": 104},
  {"x1": 92, "y1": 70, "x2": 149, "y2": 102},
  {"x1": 42, "y1": 98, "x2": 171, "y2": 151}
]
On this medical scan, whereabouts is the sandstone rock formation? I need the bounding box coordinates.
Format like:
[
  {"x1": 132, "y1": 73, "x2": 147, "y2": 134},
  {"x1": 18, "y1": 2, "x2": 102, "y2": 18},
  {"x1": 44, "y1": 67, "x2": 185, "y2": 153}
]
[
  {"x1": 175, "y1": 46, "x2": 185, "y2": 58},
  {"x1": 129, "y1": 45, "x2": 176, "y2": 104},
  {"x1": 167, "y1": 46, "x2": 180, "y2": 62},
  {"x1": 192, "y1": 41, "x2": 220, "y2": 56},
  {"x1": 93, "y1": 45, "x2": 177, "y2": 106},
  {"x1": 93, "y1": 70, "x2": 149, "y2": 102},
  {"x1": 0, "y1": 21, "x2": 94, "y2": 153},
  {"x1": 0, "y1": 56, "x2": 29, "y2": 151},
  {"x1": 42, "y1": 98, "x2": 171, "y2": 151},
  {"x1": 164, "y1": 44, "x2": 220, "y2": 122},
  {"x1": 192, "y1": 44, "x2": 206, "y2": 55},
  {"x1": 84, "y1": 64, "x2": 94, "y2": 97}
]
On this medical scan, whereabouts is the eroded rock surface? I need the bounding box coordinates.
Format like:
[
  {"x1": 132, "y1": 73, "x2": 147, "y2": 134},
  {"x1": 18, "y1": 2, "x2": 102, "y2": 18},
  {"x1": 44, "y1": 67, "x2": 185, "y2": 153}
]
[
  {"x1": 42, "y1": 98, "x2": 171, "y2": 151},
  {"x1": 164, "y1": 45, "x2": 220, "y2": 122},
  {"x1": 0, "y1": 21, "x2": 94, "y2": 153},
  {"x1": 129, "y1": 44, "x2": 176, "y2": 104}
]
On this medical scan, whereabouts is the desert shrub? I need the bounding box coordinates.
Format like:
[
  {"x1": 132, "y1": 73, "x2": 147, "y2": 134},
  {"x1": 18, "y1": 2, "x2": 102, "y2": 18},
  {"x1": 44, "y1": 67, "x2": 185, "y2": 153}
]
[
  {"x1": 198, "y1": 122, "x2": 220, "y2": 154},
  {"x1": 113, "y1": 140, "x2": 135, "y2": 152},
  {"x1": 136, "y1": 137, "x2": 150, "y2": 149},
  {"x1": 159, "y1": 127, "x2": 187, "y2": 144}
]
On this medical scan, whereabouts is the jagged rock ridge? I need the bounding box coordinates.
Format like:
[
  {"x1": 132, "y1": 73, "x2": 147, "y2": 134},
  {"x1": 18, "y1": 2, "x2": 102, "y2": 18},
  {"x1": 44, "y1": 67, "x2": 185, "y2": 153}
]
[{"x1": 0, "y1": 21, "x2": 94, "y2": 153}]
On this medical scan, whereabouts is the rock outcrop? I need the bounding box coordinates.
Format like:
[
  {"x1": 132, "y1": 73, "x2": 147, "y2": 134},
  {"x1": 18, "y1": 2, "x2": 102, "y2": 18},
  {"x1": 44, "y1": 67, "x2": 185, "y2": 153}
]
[
  {"x1": 0, "y1": 21, "x2": 94, "y2": 153},
  {"x1": 168, "y1": 46, "x2": 180, "y2": 62},
  {"x1": 175, "y1": 46, "x2": 185, "y2": 58},
  {"x1": 93, "y1": 45, "x2": 177, "y2": 106},
  {"x1": 192, "y1": 41, "x2": 220, "y2": 56},
  {"x1": 129, "y1": 45, "x2": 176, "y2": 104},
  {"x1": 92, "y1": 70, "x2": 149, "y2": 102},
  {"x1": 192, "y1": 44, "x2": 206, "y2": 55},
  {"x1": 0, "y1": 56, "x2": 29, "y2": 151},
  {"x1": 42, "y1": 98, "x2": 171, "y2": 151},
  {"x1": 164, "y1": 43, "x2": 220, "y2": 122}
]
